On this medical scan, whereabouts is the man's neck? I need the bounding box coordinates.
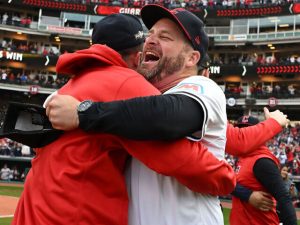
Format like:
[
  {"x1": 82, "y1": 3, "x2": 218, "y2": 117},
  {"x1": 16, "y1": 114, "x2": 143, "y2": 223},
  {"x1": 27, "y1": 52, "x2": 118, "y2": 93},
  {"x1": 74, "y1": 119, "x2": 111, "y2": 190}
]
[{"x1": 152, "y1": 72, "x2": 192, "y2": 93}]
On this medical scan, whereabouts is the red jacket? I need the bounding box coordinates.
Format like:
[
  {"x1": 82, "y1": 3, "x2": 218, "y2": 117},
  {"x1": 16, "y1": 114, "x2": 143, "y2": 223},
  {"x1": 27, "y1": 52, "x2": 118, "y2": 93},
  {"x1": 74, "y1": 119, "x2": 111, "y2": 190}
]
[
  {"x1": 13, "y1": 45, "x2": 235, "y2": 225},
  {"x1": 226, "y1": 119, "x2": 282, "y2": 225},
  {"x1": 230, "y1": 148, "x2": 280, "y2": 225},
  {"x1": 226, "y1": 118, "x2": 282, "y2": 156}
]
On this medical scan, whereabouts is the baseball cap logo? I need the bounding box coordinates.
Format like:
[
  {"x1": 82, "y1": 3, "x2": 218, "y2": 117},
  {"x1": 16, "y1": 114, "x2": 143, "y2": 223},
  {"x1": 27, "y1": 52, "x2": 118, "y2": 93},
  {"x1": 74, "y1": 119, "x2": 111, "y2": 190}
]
[
  {"x1": 171, "y1": 8, "x2": 186, "y2": 14},
  {"x1": 241, "y1": 116, "x2": 250, "y2": 123},
  {"x1": 135, "y1": 31, "x2": 144, "y2": 40}
]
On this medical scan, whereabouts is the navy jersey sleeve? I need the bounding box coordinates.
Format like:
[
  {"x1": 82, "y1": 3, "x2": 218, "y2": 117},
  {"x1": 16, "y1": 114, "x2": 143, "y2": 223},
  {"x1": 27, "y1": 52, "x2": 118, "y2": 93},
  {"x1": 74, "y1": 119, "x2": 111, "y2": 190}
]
[
  {"x1": 231, "y1": 183, "x2": 253, "y2": 201},
  {"x1": 79, "y1": 94, "x2": 204, "y2": 140},
  {"x1": 253, "y1": 158, "x2": 297, "y2": 225}
]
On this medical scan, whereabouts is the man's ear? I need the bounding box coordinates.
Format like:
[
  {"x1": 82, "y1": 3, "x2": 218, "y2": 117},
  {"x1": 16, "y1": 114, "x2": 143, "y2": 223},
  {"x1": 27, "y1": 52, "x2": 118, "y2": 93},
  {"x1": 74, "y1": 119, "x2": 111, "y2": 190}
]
[
  {"x1": 135, "y1": 51, "x2": 142, "y2": 68},
  {"x1": 186, "y1": 50, "x2": 200, "y2": 67},
  {"x1": 126, "y1": 51, "x2": 141, "y2": 70}
]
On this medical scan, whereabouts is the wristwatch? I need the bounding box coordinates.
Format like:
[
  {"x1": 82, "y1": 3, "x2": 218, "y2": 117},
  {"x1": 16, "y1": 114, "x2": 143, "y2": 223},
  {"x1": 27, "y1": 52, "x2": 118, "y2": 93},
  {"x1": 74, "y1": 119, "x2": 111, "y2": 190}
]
[{"x1": 77, "y1": 100, "x2": 93, "y2": 113}]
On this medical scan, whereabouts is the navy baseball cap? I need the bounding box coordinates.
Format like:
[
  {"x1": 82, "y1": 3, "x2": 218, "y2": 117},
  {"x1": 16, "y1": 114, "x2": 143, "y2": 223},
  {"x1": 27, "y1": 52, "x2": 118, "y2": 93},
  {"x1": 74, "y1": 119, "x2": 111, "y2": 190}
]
[
  {"x1": 92, "y1": 13, "x2": 145, "y2": 51},
  {"x1": 141, "y1": 4, "x2": 209, "y2": 64},
  {"x1": 235, "y1": 115, "x2": 260, "y2": 128}
]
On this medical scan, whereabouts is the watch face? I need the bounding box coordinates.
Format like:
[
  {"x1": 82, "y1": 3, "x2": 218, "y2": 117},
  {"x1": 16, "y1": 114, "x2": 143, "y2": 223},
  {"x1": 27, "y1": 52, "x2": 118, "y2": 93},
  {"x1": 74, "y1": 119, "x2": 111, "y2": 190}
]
[{"x1": 78, "y1": 100, "x2": 92, "y2": 112}]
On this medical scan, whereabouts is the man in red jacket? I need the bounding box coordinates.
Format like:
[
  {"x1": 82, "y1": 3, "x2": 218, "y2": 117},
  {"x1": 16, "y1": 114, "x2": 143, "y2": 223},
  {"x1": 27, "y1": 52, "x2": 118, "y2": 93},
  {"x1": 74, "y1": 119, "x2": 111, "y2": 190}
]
[
  {"x1": 230, "y1": 116, "x2": 297, "y2": 225},
  {"x1": 12, "y1": 12, "x2": 235, "y2": 225}
]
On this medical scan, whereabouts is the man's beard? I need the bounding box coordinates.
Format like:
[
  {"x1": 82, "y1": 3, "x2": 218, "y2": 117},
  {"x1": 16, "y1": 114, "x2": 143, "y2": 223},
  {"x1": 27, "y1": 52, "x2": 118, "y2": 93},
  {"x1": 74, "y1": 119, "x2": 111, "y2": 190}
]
[{"x1": 137, "y1": 52, "x2": 186, "y2": 82}]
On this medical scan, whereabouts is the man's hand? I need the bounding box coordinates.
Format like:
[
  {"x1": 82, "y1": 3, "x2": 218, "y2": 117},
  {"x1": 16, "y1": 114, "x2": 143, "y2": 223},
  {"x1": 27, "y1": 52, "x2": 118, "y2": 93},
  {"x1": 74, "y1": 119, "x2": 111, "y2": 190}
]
[
  {"x1": 249, "y1": 191, "x2": 274, "y2": 211},
  {"x1": 45, "y1": 94, "x2": 80, "y2": 131},
  {"x1": 264, "y1": 107, "x2": 289, "y2": 127}
]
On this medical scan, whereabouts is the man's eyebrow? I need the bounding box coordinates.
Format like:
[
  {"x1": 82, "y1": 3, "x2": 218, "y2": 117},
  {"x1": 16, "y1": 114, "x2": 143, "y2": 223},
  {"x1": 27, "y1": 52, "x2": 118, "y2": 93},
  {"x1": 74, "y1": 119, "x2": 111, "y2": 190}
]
[
  {"x1": 148, "y1": 29, "x2": 172, "y2": 36},
  {"x1": 160, "y1": 30, "x2": 172, "y2": 36},
  {"x1": 148, "y1": 29, "x2": 154, "y2": 34}
]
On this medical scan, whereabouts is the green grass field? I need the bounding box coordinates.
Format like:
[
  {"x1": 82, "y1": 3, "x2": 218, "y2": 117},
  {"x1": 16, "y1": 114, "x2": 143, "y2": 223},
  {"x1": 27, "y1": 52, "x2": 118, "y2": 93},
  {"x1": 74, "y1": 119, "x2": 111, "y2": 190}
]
[
  {"x1": 0, "y1": 217, "x2": 12, "y2": 225},
  {"x1": 0, "y1": 186, "x2": 24, "y2": 198},
  {"x1": 0, "y1": 185, "x2": 299, "y2": 225},
  {"x1": 223, "y1": 208, "x2": 230, "y2": 225},
  {"x1": 0, "y1": 185, "x2": 23, "y2": 225},
  {"x1": 0, "y1": 206, "x2": 232, "y2": 225}
]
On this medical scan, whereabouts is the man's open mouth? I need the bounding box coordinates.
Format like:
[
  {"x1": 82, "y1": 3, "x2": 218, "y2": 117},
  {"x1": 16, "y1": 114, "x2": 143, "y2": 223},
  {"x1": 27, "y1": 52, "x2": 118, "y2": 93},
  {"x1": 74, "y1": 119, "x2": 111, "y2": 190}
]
[{"x1": 144, "y1": 51, "x2": 160, "y2": 62}]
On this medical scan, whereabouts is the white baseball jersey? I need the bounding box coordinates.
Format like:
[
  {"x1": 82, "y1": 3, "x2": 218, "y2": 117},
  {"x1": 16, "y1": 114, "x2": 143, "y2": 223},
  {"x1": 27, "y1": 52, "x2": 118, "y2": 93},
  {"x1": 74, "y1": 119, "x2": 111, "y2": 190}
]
[{"x1": 126, "y1": 76, "x2": 227, "y2": 225}]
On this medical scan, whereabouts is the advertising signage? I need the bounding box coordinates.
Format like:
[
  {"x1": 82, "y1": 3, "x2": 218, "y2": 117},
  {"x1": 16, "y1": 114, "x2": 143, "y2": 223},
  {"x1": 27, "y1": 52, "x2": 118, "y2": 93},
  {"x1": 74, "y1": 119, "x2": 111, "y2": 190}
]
[
  {"x1": 1, "y1": 51, "x2": 299, "y2": 76},
  {"x1": 0, "y1": 50, "x2": 23, "y2": 61},
  {"x1": 208, "y1": 64, "x2": 299, "y2": 77},
  {"x1": 0, "y1": 51, "x2": 57, "y2": 67},
  {"x1": 193, "y1": 3, "x2": 300, "y2": 19},
  {"x1": 6, "y1": 1, "x2": 300, "y2": 19},
  {"x1": 93, "y1": 3, "x2": 300, "y2": 19},
  {"x1": 256, "y1": 65, "x2": 300, "y2": 75},
  {"x1": 21, "y1": 0, "x2": 88, "y2": 12},
  {"x1": 94, "y1": 5, "x2": 141, "y2": 16},
  {"x1": 209, "y1": 65, "x2": 256, "y2": 76}
]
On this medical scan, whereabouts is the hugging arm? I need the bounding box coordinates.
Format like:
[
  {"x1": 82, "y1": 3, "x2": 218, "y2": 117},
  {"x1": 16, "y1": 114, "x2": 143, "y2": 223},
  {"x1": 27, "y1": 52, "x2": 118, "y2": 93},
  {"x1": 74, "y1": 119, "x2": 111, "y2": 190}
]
[
  {"x1": 225, "y1": 119, "x2": 282, "y2": 157},
  {"x1": 79, "y1": 94, "x2": 204, "y2": 140},
  {"x1": 109, "y1": 135, "x2": 236, "y2": 196},
  {"x1": 232, "y1": 183, "x2": 273, "y2": 211}
]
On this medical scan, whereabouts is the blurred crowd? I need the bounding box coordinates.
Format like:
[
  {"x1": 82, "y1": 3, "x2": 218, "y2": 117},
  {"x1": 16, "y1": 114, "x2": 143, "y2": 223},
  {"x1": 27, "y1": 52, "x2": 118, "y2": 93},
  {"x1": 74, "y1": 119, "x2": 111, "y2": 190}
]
[
  {"x1": 0, "y1": 69, "x2": 69, "y2": 89},
  {"x1": 0, "y1": 163, "x2": 28, "y2": 182},
  {"x1": 0, "y1": 138, "x2": 34, "y2": 158},
  {"x1": 0, "y1": 37, "x2": 61, "y2": 56},
  {"x1": 224, "y1": 82, "x2": 299, "y2": 99},
  {"x1": 249, "y1": 82, "x2": 299, "y2": 99},
  {"x1": 213, "y1": 54, "x2": 300, "y2": 66},
  {"x1": 1, "y1": 12, "x2": 31, "y2": 28},
  {"x1": 268, "y1": 124, "x2": 300, "y2": 173},
  {"x1": 0, "y1": 138, "x2": 34, "y2": 182},
  {"x1": 50, "y1": 0, "x2": 299, "y2": 9}
]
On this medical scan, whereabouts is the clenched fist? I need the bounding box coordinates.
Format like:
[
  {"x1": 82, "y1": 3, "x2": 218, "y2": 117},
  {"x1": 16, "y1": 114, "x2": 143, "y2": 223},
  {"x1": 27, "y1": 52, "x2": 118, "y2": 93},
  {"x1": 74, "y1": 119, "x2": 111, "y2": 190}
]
[{"x1": 45, "y1": 94, "x2": 80, "y2": 131}]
